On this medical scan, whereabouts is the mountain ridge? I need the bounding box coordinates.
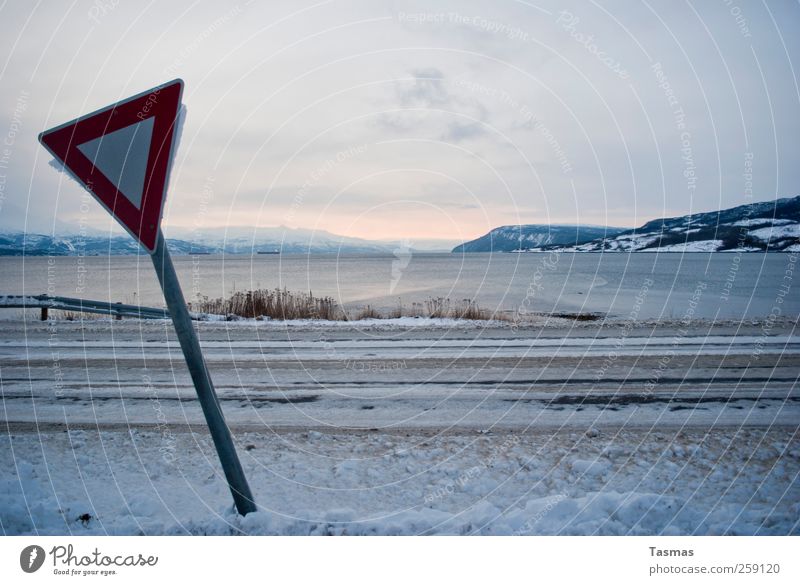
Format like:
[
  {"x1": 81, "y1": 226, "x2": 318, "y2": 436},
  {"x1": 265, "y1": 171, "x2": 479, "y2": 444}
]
[
  {"x1": 452, "y1": 196, "x2": 800, "y2": 253},
  {"x1": 451, "y1": 225, "x2": 626, "y2": 253},
  {"x1": 0, "y1": 229, "x2": 395, "y2": 256}
]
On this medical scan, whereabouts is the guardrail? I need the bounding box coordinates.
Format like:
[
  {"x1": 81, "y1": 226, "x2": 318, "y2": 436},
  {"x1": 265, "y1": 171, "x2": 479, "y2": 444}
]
[{"x1": 0, "y1": 294, "x2": 181, "y2": 320}]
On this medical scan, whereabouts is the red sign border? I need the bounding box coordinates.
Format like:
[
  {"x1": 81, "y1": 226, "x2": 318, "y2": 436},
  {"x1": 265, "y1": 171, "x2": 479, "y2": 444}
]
[{"x1": 39, "y1": 79, "x2": 184, "y2": 253}]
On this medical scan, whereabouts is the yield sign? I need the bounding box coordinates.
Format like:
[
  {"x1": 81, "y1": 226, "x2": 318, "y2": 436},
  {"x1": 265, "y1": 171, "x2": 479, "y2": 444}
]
[{"x1": 39, "y1": 79, "x2": 184, "y2": 252}]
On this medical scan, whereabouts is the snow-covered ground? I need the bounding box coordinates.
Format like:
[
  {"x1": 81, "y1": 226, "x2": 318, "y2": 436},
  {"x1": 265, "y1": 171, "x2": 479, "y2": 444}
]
[
  {"x1": 3, "y1": 427, "x2": 797, "y2": 535},
  {"x1": 732, "y1": 218, "x2": 795, "y2": 227},
  {"x1": 641, "y1": 240, "x2": 724, "y2": 252},
  {"x1": 750, "y1": 223, "x2": 800, "y2": 242},
  {"x1": 1, "y1": 318, "x2": 798, "y2": 535}
]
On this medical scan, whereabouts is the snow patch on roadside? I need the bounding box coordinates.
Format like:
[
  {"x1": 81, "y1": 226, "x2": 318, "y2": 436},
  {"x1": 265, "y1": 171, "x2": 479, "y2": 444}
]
[{"x1": 1, "y1": 428, "x2": 796, "y2": 536}]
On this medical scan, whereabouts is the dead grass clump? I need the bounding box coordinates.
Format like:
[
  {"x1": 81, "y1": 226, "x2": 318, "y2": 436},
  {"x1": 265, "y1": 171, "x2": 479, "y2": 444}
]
[
  {"x1": 196, "y1": 290, "x2": 502, "y2": 322},
  {"x1": 423, "y1": 297, "x2": 500, "y2": 321},
  {"x1": 453, "y1": 299, "x2": 492, "y2": 320},
  {"x1": 58, "y1": 310, "x2": 106, "y2": 321},
  {"x1": 353, "y1": 305, "x2": 381, "y2": 320},
  {"x1": 196, "y1": 288, "x2": 343, "y2": 320},
  {"x1": 387, "y1": 301, "x2": 403, "y2": 319}
]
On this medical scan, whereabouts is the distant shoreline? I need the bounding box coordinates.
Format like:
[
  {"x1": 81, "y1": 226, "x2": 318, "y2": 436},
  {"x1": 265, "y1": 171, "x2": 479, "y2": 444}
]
[{"x1": 1, "y1": 249, "x2": 797, "y2": 258}]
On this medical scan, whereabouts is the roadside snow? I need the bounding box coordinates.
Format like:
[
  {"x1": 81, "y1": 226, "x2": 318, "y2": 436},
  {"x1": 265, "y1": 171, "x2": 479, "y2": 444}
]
[
  {"x1": 1, "y1": 428, "x2": 796, "y2": 535},
  {"x1": 0, "y1": 295, "x2": 42, "y2": 307}
]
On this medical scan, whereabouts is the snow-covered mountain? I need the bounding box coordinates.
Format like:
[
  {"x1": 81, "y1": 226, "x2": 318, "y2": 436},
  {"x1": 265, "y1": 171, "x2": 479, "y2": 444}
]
[
  {"x1": 451, "y1": 224, "x2": 625, "y2": 253},
  {"x1": 555, "y1": 196, "x2": 800, "y2": 252},
  {"x1": 0, "y1": 232, "x2": 217, "y2": 256},
  {"x1": 0, "y1": 226, "x2": 400, "y2": 256},
  {"x1": 453, "y1": 196, "x2": 800, "y2": 253}
]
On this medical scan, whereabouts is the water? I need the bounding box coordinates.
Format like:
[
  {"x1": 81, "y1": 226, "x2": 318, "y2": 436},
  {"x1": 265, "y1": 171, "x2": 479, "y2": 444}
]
[{"x1": 2, "y1": 252, "x2": 797, "y2": 320}]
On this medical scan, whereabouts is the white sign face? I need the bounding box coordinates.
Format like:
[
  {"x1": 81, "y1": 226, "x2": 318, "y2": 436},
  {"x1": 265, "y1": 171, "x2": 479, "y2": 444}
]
[{"x1": 76, "y1": 116, "x2": 155, "y2": 210}]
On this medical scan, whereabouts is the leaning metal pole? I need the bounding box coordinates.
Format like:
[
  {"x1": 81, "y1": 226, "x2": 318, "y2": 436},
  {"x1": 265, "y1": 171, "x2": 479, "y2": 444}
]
[{"x1": 150, "y1": 228, "x2": 256, "y2": 515}]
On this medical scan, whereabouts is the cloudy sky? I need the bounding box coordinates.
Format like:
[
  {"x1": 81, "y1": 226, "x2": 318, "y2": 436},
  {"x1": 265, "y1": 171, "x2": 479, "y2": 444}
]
[{"x1": 0, "y1": 0, "x2": 798, "y2": 243}]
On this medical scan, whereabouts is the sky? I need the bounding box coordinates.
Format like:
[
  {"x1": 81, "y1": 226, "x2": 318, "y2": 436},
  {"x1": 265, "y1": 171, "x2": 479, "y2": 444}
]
[{"x1": 0, "y1": 0, "x2": 798, "y2": 243}]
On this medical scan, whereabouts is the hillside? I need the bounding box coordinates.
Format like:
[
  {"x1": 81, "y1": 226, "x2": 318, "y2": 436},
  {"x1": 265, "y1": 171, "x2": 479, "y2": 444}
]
[
  {"x1": 451, "y1": 225, "x2": 625, "y2": 253},
  {"x1": 453, "y1": 196, "x2": 800, "y2": 253},
  {"x1": 560, "y1": 196, "x2": 800, "y2": 252}
]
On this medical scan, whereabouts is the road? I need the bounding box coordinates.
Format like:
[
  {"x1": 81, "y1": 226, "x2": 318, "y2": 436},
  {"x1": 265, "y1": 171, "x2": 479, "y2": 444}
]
[{"x1": 1, "y1": 318, "x2": 797, "y2": 432}]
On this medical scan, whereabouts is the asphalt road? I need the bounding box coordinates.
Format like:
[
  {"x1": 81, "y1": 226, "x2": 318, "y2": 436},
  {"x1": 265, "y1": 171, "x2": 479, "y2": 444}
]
[{"x1": 1, "y1": 318, "x2": 798, "y2": 432}]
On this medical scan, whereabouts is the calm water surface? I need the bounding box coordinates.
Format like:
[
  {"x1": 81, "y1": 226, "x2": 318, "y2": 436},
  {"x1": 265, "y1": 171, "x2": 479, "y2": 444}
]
[{"x1": 1, "y1": 252, "x2": 797, "y2": 320}]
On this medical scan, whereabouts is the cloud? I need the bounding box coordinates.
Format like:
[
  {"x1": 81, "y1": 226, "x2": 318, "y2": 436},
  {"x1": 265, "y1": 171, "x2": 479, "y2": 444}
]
[
  {"x1": 441, "y1": 121, "x2": 487, "y2": 142},
  {"x1": 374, "y1": 68, "x2": 492, "y2": 144},
  {"x1": 396, "y1": 68, "x2": 451, "y2": 106},
  {"x1": 1, "y1": 1, "x2": 798, "y2": 238}
]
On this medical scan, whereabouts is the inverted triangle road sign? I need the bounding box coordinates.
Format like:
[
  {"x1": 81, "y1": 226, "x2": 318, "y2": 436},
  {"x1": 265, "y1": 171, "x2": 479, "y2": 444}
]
[
  {"x1": 37, "y1": 79, "x2": 256, "y2": 516},
  {"x1": 39, "y1": 79, "x2": 183, "y2": 252}
]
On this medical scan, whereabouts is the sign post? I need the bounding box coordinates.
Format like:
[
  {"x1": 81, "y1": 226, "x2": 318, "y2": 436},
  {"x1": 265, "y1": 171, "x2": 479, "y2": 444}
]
[
  {"x1": 151, "y1": 227, "x2": 255, "y2": 515},
  {"x1": 39, "y1": 79, "x2": 256, "y2": 516}
]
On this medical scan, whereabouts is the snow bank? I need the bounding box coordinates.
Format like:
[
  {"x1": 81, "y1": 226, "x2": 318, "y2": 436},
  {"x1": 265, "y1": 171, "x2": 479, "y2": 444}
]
[
  {"x1": 2, "y1": 428, "x2": 796, "y2": 536},
  {"x1": 206, "y1": 490, "x2": 703, "y2": 536}
]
